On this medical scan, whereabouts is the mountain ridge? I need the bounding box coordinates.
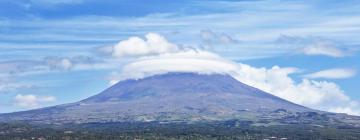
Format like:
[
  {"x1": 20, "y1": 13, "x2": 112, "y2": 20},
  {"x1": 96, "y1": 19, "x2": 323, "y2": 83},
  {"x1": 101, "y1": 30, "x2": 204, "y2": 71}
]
[{"x1": 0, "y1": 72, "x2": 359, "y2": 126}]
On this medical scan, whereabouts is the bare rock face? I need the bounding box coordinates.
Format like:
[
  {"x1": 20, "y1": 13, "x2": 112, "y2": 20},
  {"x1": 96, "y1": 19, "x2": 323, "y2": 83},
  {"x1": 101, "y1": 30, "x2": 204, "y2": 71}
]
[{"x1": 0, "y1": 73, "x2": 358, "y2": 126}]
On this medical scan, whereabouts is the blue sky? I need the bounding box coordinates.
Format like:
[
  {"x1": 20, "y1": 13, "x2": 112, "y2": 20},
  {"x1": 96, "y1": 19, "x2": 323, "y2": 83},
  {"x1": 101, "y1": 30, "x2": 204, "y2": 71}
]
[{"x1": 0, "y1": 0, "x2": 359, "y2": 114}]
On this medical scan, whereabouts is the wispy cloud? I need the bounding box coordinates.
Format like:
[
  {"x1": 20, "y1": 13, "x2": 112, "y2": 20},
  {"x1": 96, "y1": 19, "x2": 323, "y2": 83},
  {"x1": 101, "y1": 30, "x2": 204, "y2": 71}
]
[
  {"x1": 303, "y1": 68, "x2": 357, "y2": 79},
  {"x1": 0, "y1": 55, "x2": 111, "y2": 76},
  {"x1": 276, "y1": 35, "x2": 352, "y2": 57},
  {"x1": 301, "y1": 42, "x2": 347, "y2": 57},
  {"x1": 30, "y1": 0, "x2": 83, "y2": 5},
  {"x1": 0, "y1": 80, "x2": 34, "y2": 94},
  {"x1": 1, "y1": 0, "x2": 359, "y2": 60}
]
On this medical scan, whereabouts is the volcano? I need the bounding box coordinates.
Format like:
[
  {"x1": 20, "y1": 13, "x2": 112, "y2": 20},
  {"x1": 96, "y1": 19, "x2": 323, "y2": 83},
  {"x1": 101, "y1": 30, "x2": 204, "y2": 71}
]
[{"x1": 0, "y1": 73, "x2": 359, "y2": 125}]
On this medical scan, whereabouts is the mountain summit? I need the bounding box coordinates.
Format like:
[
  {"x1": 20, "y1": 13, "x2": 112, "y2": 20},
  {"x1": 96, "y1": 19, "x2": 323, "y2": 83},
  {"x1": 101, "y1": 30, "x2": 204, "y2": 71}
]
[{"x1": 0, "y1": 73, "x2": 358, "y2": 125}]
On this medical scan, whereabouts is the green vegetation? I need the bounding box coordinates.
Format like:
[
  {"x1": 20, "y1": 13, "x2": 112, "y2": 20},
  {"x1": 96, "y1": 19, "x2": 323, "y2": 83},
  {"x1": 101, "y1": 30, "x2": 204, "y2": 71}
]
[{"x1": 0, "y1": 120, "x2": 360, "y2": 140}]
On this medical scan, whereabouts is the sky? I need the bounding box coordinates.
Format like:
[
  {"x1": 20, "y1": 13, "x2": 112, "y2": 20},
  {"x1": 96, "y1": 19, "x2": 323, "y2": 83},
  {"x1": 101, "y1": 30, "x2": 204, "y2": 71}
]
[{"x1": 0, "y1": 0, "x2": 360, "y2": 115}]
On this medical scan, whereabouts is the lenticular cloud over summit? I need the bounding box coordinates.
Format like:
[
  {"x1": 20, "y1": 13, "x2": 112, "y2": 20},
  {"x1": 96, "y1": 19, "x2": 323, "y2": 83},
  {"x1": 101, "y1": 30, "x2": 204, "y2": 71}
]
[
  {"x1": 108, "y1": 33, "x2": 360, "y2": 115},
  {"x1": 117, "y1": 50, "x2": 238, "y2": 80}
]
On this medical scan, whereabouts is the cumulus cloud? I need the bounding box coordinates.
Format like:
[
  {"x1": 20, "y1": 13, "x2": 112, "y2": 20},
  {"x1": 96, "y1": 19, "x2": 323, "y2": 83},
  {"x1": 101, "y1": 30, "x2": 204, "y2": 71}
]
[
  {"x1": 301, "y1": 42, "x2": 346, "y2": 57},
  {"x1": 303, "y1": 68, "x2": 357, "y2": 79},
  {"x1": 329, "y1": 103, "x2": 360, "y2": 116},
  {"x1": 230, "y1": 65, "x2": 357, "y2": 114},
  {"x1": 109, "y1": 33, "x2": 360, "y2": 115},
  {"x1": 14, "y1": 94, "x2": 56, "y2": 108},
  {"x1": 109, "y1": 33, "x2": 179, "y2": 57}
]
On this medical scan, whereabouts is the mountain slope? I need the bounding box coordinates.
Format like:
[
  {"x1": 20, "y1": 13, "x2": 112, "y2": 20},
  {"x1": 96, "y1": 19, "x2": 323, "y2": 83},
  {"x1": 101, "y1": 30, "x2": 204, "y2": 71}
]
[{"x1": 0, "y1": 73, "x2": 358, "y2": 125}]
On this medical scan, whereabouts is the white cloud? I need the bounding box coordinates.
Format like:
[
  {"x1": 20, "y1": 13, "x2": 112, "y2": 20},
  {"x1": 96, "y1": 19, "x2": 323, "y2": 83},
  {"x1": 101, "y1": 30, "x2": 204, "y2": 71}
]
[
  {"x1": 303, "y1": 68, "x2": 357, "y2": 79},
  {"x1": 111, "y1": 33, "x2": 179, "y2": 57},
  {"x1": 14, "y1": 94, "x2": 56, "y2": 109},
  {"x1": 329, "y1": 107, "x2": 360, "y2": 116},
  {"x1": 109, "y1": 33, "x2": 360, "y2": 115},
  {"x1": 301, "y1": 42, "x2": 346, "y2": 57},
  {"x1": 112, "y1": 50, "x2": 237, "y2": 82},
  {"x1": 231, "y1": 66, "x2": 352, "y2": 110}
]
